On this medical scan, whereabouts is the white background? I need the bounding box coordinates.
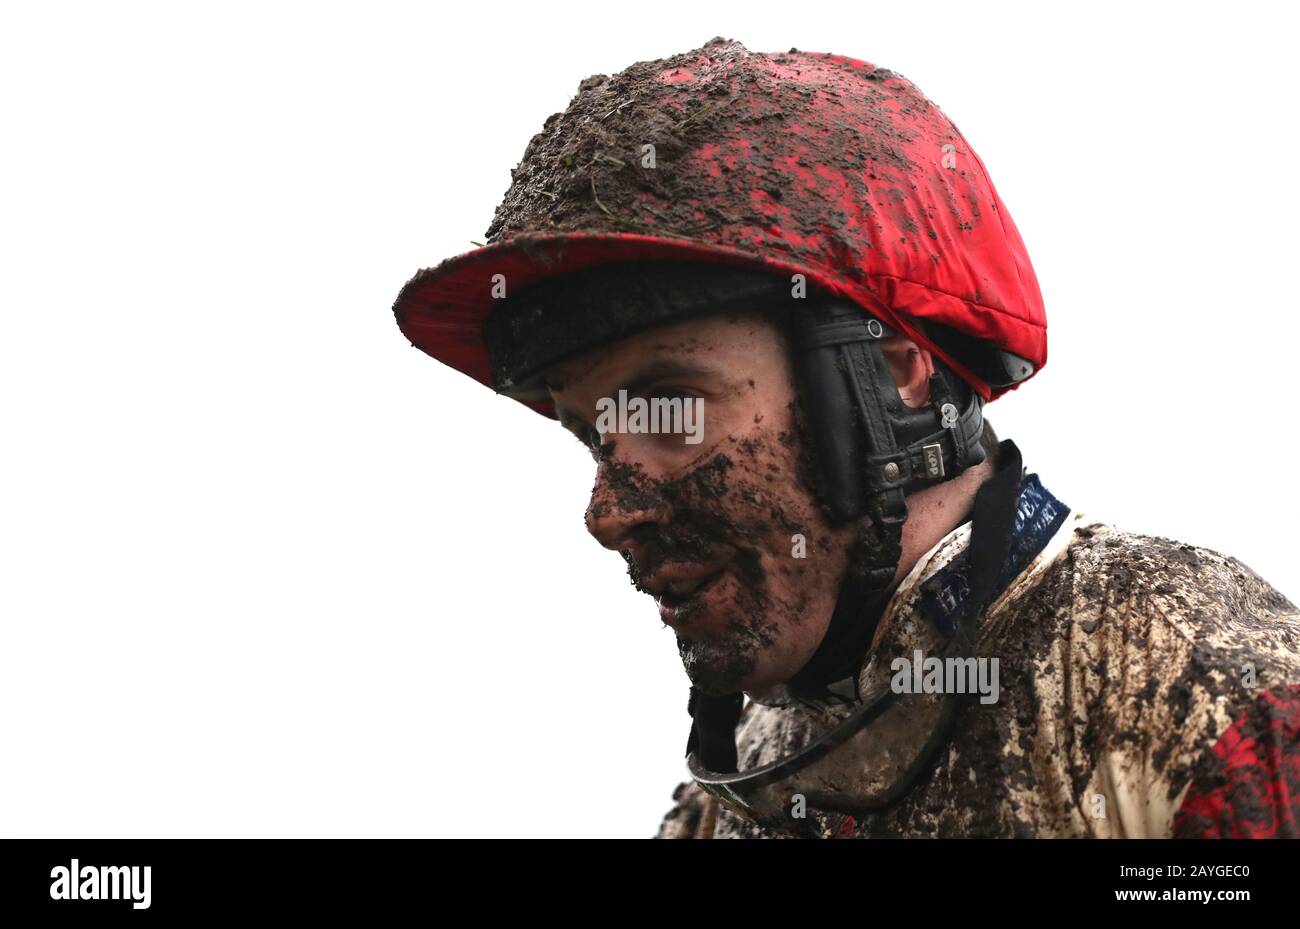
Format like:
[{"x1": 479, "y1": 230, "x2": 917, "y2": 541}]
[{"x1": 2, "y1": 1, "x2": 1296, "y2": 837}]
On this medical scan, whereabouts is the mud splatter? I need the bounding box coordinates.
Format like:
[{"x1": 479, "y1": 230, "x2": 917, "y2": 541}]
[
  {"x1": 483, "y1": 38, "x2": 941, "y2": 266},
  {"x1": 587, "y1": 405, "x2": 843, "y2": 695},
  {"x1": 662, "y1": 519, "x2": 1300, "y2": 837}
]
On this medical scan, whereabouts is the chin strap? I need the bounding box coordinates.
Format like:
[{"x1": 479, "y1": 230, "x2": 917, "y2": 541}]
[
  {"x1": 776, "y1": 300, "x2": 987, "y2": 694},
  {"x1": 685, "y1": 688, "x2": 744, "y2": 773},
  {"x1": 684, "y1": 579, "x2": 892, "y2": 774},
  {"x1": 785, "y1": 574, "x2": 891, "y2": 699},
  {"x1": 686, "y1": 300, "x2": 993, "y2": 773},
  {"x1": 685, "y1": 440, "x2": 1027, "y2": 796}
]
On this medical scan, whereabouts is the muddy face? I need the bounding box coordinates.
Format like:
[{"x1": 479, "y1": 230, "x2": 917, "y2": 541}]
[{"x1": 546, "y1": 313, "x2": 862, "y2": 695}]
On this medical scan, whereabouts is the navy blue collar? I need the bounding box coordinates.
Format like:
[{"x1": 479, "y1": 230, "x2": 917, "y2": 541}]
[{"x1": 918, "y1": 472, "x2": 1070, "y2": 638}]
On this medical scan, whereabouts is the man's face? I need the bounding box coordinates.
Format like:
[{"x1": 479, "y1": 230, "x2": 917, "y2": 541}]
[{"x1": 547, "y1": 312, "x2": 860, "y2": 695}]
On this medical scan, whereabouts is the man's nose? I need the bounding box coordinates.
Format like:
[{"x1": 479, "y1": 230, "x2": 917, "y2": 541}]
[{"x1": 584, "y1": 462, "x2": 671, "y2": 553}]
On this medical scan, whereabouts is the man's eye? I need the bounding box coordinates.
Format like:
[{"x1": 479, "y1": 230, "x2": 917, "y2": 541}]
[{"x1": 650, "y1": 386, "x2": 695, "y2": 401}]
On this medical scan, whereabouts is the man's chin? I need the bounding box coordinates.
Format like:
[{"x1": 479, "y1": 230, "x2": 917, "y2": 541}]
[
  {"x1": 678, "y1": 635, "x2": 770, "y2": 695},
  {"x1": 672, "y1": 596, "x2": 783, "y2": 693}
]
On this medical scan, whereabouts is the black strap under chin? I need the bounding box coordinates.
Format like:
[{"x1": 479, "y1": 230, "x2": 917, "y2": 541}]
[
  {"x1": 685, "y1": 688, "x2": 745, "y2": 773},
  {"x1": 685, "y1": 439, "x2": 1026, "y2": 777},
  {"x1": 785, "y1": 574, "x2": 890, "y2": 698}
]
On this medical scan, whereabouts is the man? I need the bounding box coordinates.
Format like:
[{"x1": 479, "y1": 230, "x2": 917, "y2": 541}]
[{"x1": 393, "y1": 39, "x2": 1300, "y2": 838}]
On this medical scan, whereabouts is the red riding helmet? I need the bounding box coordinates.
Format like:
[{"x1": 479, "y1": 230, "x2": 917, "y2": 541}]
[{"x1": 392, "y1": 37, "x2": 1046, "y2": 419}]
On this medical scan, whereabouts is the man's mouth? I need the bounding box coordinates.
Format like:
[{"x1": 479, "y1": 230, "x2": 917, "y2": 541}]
[
  {"x1": 657, "y1": 572, "x2": 722, "y2": 606},
  {"x1": 663, "y1": 577, "x2": 712, "y2": 599},
  {"x1": 641, "y1": 561, "x2": 730, "y2": 623}
]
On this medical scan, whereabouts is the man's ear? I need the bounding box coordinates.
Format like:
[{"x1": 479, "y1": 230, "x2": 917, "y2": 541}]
[{"x1": 880, "y1": 336, "x2": 935, "y2": 409}]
